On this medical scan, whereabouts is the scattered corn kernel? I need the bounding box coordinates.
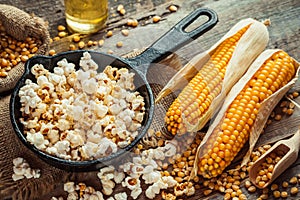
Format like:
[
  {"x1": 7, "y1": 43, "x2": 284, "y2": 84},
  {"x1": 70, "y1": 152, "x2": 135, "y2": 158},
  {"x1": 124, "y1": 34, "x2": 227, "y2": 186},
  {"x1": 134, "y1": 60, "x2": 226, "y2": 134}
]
[
  {"x1": 53, "y1": 36, "x2": 60, "y2": 41},
  {"x1": 73, "y1": 35, "x2": 81, "y2": 43},
  {"x1": 286, "y1": 108, "x2": 294, "y2": 115},
  {"x1": 153, "y1": 15, "x2": 161, "y2": 23},
  {"x1": 87, "y1": 40, "x2": 93, "y2": 47},
  {"x1": 292, "y1": 91, "x2": 299, "y2": 98},
  {"x1": 106, "y1": 30, "x2": 113, "y2": 37},
  {"x1": 273, "y1": 190, "x2": 281, "y2": 198},
  {"x1": 281, "y1": 191, "x2": 288, "y2": 198},
  {"x1": 248, "y1": 185, "x2": 257, "y2": 193},
  {"x1": 260, "y1": 194, "x2": 268, "y2": 200},
  {"x1": 127, "y1": 19, "x2": 138, "y2": 27},
  {"x1": 57, "y1": 25, "x2": 66, "y2": 31},
  {"x1": 78, "y1": 41, "x2": 85, "y2": 49},
  {"x1": 121, "y1": 29, "x2": 129, "y2": 36},
  {"x1": 58, "y1": 31, "x2": 67, "y2": 38},
  {"x1": 282, "y1": 181, "x2": 289, "y2": 188},
  {"x1": 117, "y1": 4, "x2": 124, "y2": 12},
  {"x1": 274, "y1": 114, "x2": 282, "y2": 121},
  {"x1": 119, "y1": 8, "x2": 126, "y2": 15},
  {"x1": 98, "y1": 39, "x2": 104, "y2": 46},
  {"x1": 270, "y1": 183, "x2": 278, "y2": 191},
  {"x1": 289, "y1": 176, "x2": 298, "y2": 184},
  {"x1": 169, "y1": 5, "x2": 178, "y2": 12},
  {"x1": 116, "y1": 41, "x2": 123, "y2": 48},
  {"x1": 290, "y1": 187, "x2": 299, "y2": 195},
  {"x1": 204, "y1": 189, "x2": 212, "y2": 196},
  {"x1": 69, "y1": 44, "x2": 76, "y2": 51},
  {"x1": 49, "y1": 49, "x2": 56, "y2": 56}
]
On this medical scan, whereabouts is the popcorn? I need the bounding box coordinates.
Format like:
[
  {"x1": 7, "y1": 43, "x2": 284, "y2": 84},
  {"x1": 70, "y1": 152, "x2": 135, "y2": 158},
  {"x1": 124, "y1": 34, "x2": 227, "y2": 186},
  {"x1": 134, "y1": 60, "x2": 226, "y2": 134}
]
[
  {"x1": 122, "y1": 177, "x2": 140, "y2": 191},
  {"x1": 114, "y1": 192, "x2": 127, "y2": 200},
  {"x1": 142, "y1": 168, "x2": 161, "y2": 184},
  {"x1": 12, "y1": 157, "x2": 41, "y2": 181},
  {"x1": 131, "y1": 187, "x2": 142, "y2": 200},
  {"x1": 79, "y1": 52, "x2": 98, "y2": 71},
  {"x1": 144, "y1": 173, "x2": 178, "y2": 199},
  {"x1": 26, "y1": 132, "x2": 49, "y2": 150},
  {"x1": 31, "y1": 64, "x2": 49, "y2": 77},
  {"x1": 145, "y1": 179, "x2": 168, "y2": 199},
  {"x1": 113, "y1": 170, "x2": 125, "y2": 184},
  {"x1": 64, "y1": 181, "x2": 76, "y2": 193},
  {"x1": 122, "y1": 177, "x2": 142, "y2": 199},
  {"x1": 95, "y1": 137, "x2": 118, "y2": 157},
  {"x1": 97, "y1": 166, "x2": 116, "y2": 196},
  {"x1": 66, "y1": 191, "x2": 78, "y2": 200},
  {"x1": 162, "y1": 142, "x2": 177, "y2": 158},
  {"x1": 66, "y1": 130, "x2": 85, "y2": 148},
  {"x1": 19, "y1": 52, "x2": 145, "y2": 161},
  {"x1": 161, "y1": 176, "x2": 177, "y2": 188},
  {"x1": 57, "y1": 58, "x2": 76, "y2": 76},
  {"x1": 82, "y1": 78, "x2": 98, "y2": 94},
  {"x1": 57, "y1": 119, "x2": 71, "y2": 131},
  {"x1": 51, "y1": 197, "x2": 64, "y2": 200}
]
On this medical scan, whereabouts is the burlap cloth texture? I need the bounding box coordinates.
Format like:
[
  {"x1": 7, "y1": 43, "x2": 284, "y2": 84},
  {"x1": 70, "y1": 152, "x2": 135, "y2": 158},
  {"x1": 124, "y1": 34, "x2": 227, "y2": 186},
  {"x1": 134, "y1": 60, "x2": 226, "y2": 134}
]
[
  {"x1": 0, "y1": 4, "x2": 184, "y2": 199},
  {"x1": 0, "y1": 4, "x2": 67, "y2": 200},
  {"x1": 0, "y1": 4, "x2": 50, "y2": 93}
]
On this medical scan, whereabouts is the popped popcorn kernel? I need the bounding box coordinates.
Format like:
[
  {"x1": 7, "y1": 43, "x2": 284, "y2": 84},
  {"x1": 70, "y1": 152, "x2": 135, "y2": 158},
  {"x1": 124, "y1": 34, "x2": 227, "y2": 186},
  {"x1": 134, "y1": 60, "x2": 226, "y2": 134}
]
[{"x1": 12, "y1": 157, "x2": 41, "y2": 181}]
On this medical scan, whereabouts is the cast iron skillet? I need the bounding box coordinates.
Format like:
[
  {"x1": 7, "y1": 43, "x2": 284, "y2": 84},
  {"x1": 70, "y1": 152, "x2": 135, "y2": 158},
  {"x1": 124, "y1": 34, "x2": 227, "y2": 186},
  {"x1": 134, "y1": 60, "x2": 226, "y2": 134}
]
[{"x1": 10, "y1": 8, "x2": 218, "y2": 171}]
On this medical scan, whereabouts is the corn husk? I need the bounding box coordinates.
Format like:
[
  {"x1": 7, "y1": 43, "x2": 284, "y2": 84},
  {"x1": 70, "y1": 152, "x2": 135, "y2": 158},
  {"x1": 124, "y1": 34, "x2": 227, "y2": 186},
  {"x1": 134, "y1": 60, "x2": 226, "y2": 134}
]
[
  {"x1": 156, "y1": 18, "x2": 269, "y2": 134},
  {"x1": 192, "y1": 49, "x2": 300, "y2": 178}
]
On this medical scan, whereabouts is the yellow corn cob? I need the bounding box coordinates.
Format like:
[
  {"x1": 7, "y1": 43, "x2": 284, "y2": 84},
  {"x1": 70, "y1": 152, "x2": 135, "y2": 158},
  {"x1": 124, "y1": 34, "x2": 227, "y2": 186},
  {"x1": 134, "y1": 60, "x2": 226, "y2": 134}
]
[
  {"x1": 165, "y1": 25, "x2": 250, "y2": 136},
  {"x1": 197, "y1": 51, "x2": 296, "y2": 178}
]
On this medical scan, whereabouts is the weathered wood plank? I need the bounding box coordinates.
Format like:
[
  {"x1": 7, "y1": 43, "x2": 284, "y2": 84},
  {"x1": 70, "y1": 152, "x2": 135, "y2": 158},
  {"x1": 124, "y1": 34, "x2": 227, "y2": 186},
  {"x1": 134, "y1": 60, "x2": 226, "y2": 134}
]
[{"x1": 1, "y1": 0, "x2": 300, "y2": 199}]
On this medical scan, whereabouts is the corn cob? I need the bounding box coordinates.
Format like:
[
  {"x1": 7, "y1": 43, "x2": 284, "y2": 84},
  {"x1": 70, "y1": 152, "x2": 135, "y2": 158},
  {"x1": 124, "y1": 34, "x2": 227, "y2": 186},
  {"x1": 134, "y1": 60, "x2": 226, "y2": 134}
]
[
  {"x1": 165, "y1": 25, "x2": 250, "y2": 136},
  {"x1": 197, "y1": 50, "x2": 297, "y2": 178}
]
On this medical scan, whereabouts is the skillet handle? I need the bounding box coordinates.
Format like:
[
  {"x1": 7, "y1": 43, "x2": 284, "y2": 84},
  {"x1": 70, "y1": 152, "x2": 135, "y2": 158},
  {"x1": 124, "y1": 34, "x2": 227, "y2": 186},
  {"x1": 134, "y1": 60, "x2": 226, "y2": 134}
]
[{"x1": 128, "y1": 8, "x2": 218, "y2": 74}]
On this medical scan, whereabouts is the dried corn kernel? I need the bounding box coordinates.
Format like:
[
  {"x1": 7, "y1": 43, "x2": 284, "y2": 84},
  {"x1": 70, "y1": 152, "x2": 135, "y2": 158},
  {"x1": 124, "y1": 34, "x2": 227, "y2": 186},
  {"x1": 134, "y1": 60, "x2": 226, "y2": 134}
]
[{"x1": 169, "y1": 5, "x2": 178, "y2": 12}]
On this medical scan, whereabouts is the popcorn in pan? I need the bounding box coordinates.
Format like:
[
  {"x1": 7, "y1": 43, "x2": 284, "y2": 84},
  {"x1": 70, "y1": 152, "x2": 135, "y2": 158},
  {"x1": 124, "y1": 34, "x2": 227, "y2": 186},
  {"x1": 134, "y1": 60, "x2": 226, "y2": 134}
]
[{"x1": 19, "y1": 52, "x2": 145, "y2": 160}]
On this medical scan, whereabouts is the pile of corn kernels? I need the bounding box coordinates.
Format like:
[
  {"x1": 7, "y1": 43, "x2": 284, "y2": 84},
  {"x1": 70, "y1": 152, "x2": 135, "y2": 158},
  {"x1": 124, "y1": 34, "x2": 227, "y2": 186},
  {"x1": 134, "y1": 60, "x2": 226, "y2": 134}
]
[{"x1": 0, "y1": 21, "x2": 42, "y2": 77}]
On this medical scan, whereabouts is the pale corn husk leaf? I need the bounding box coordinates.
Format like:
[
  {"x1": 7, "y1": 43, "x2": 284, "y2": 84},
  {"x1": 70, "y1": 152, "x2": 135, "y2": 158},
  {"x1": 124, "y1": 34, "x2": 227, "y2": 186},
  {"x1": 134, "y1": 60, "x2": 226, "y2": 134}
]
[
  {"x1": 183, "y1": 18, "x2": 269, "y2": 132},
  {"x1": 155, "y1": 18, "x2": 268, "y2": 103},
  {"x1": 155, "y1": 51, "x2": 210, "y2": 103},
  {"x1": 191, "y1": 49, "x2": 300, "y2": 179}
]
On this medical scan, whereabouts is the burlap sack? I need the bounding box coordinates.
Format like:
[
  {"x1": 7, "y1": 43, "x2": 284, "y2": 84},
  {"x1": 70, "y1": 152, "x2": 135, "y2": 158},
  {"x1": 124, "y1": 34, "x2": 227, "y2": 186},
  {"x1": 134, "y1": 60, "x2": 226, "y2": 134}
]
[
  {"x1": 0, "y1": 4, "x2": 65, "y2": 200},
  {"x1": 0, "y1": 4, "x2": 50, "y2": 93}
]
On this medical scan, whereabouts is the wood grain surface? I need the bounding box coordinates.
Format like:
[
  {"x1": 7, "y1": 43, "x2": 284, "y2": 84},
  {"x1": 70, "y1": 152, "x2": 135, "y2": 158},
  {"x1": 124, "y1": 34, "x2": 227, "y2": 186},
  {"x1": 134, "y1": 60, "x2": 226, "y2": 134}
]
[{"x1": 1, "y1": 0, "x2": 300, "y2": 199}]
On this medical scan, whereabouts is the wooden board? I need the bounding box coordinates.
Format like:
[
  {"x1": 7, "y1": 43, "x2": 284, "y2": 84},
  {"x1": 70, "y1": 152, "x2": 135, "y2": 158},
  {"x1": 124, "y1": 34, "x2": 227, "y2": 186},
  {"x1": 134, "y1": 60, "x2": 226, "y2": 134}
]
[{"x1": 1, "y1": 0, "x2": 300, "y2": 199}]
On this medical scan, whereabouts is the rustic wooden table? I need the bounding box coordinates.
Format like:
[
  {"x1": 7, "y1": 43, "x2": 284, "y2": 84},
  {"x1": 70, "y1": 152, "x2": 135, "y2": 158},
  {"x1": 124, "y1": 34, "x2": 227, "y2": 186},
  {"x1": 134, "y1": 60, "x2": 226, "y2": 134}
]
[{"x1": 1, "y1": 0, "x2": 300, "y2": 199}]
